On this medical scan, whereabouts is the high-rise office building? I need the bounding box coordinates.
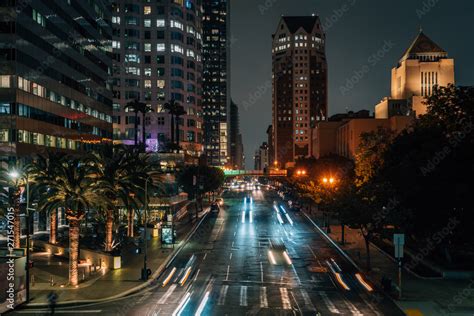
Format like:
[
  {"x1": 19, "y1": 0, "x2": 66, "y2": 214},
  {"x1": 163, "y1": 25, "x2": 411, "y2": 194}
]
[
  {"x1": 229, "y1": 100, "x2": 243, "y2": 169},
  {"x1": 110, "y1": 0, "x2": 203, "y2": 156},
  {"x1": 202, "y1": 0, "x2": 230, "y2": 166},
  {"x1": 375, "y1": 30, "x2": 455, "y2": 118},
  {"x1": 271, "y1": 16, "x2": 328, "y2": 168},
  {"x1": 0, "y1": 0, "x2": 113, "y2": 163}
]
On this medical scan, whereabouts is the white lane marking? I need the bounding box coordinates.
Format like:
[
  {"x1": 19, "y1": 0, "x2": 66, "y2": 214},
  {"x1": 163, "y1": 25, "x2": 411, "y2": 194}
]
[
  {"x1": 229, "y1": 252, "x2": 233, "y2": 260},
  {"x1": 240, "y1": 285, "x2": 248, "y2": 306},
  {"x1": 137, "y1": 291, "x2": 152, "y2": 303},
  {"x1": 300, "y1": 289, "x2": 316, "y2": 311},
  {"x1": 193, "y1": 268, "x2": 201, "y2": 282},
  {"x1": 290, "y1": 290, "x2": 302, "y2": 314},
  {"x1": 260, "y1": 286, "x2": 268, "y2": 308},
  {"x1": 343, "y1": 297, "x2": 364, "y2": 315},
  {"x1": 234, "y1": 231, "x2": 236, "y2": 237},
  {"x1": 319, "y1": 291, "x2": 340, "y2": 314},
  {"x1": 203, "y1": 252, "x2": 208, "y2": 261},
  {"x1": 158, "y1": 284, "x2": 177, "y2": 304},
  {"x1": 231, "y1": 241, "x2": 234, "y2": 247},
  {"x1": 280, "y1": 287, "x2": 292, "y2": 310},
  {"x1": 225, "y1": 265, "x2": 230, "y2": 281},
  {"x1": 291, "y1": 262, "x2": 302, "y2": 285},
  {"x1": 260, "y1": 261, "x2": 264, "y2": 283},
  {"x1": 217, "y1": 285, "x2": 229, "y2": 306},
  {"x1": 306, "y1": 245, "x2": 324, "y2": 267}
]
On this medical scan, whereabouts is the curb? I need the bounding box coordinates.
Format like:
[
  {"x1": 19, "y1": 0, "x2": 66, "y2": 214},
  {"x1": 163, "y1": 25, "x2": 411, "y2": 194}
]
[
  {"x1": 301, "y1": 211, "x2": 406, "y2": 314},
  {"x1": 24, "y1": 209, "x2": 210, "y2": 308},
  {"x1": 302, "y1": 212, "x2": 361, "y2": 271}
]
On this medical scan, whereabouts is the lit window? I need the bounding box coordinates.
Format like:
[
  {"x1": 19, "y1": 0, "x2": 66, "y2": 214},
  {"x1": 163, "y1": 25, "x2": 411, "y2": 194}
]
[
  {"x1": 171, "y1": 44, "x2": 183, "y2": 54},
  {"x1": 170, "y1": 20, "x2": 183, "y2": 30},
  {"x1": 157, "y1": 80, "x2": 165, "y2": 89},
  {"x1": 144, "y1": 43, "x2": 151, "y2": 52},
  {"x1": 157, "y1": 19, "x2": 165, "y2": 27},
  {"x1": 112, "y1": 40, "x2": 120, "y2": 49},
  {"x1": 186, "y1": 50, "x2": 195, "y2": 58},
  {"x1": 144, "y1": 68, "x2": 151, "y2": 77},
  {"x1": 144, "y1": 80, "x2": 151, "y2": 88},
  {"x1": 157, "y1": 43, "x2": 166, "y2": 52},
  {"x1": 0, "y1": 75, "x2": 10, "y2": 88},
  {"x1": 112, "y1": 16, "x2": 120, "y2": 24},
  {"x1": 144, "y1": 6, "x2": 151, "y2": 15},
  {"x1": 144, "y1": 19, "x2": 151, "y2": 27}
]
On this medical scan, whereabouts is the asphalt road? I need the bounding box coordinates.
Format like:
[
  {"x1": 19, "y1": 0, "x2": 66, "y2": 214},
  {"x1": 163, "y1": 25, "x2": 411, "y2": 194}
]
[{"x1": 12, "y1": 188, "x2": 405, "y2": 315}]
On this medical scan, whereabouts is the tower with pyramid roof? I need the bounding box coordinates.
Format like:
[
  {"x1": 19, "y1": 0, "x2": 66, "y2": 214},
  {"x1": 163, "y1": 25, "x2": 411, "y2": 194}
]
[{"x1": 375, "y1": 30, "x2": 455, "y2": 118}]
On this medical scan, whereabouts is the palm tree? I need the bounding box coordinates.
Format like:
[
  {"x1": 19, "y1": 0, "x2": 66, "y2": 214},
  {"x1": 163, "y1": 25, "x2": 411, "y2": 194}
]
[
  {"x1": 125, "y1": 99, "x2": 147, "y2": 148},
  {"x1": 163, "y1": 99, "x2": 180, "y2": 150},
  {"x1": 28, "y1": 152, "x2": 66, "y2": 245},
  {"x1": 35, "y1": 155, "x2": 109, "y2": 286},
  {"x1": 174, "y1": 105, "x2": 187, "y2": 149},
  {"x1": 94, "y1": 145, "x2": 145, "y2": 251}
]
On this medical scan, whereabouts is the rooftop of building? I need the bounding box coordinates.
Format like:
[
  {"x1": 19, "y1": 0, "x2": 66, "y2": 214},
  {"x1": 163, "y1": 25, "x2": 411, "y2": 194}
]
[
  {"x1": 399, "y1": 30, "x2": 448, "y2": 62},
  {"x1": 281, "y1": 16, "x2": 320, "y2": 34}
]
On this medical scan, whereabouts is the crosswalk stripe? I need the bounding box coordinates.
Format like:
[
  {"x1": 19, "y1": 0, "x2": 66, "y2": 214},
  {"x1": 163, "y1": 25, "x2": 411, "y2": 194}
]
[
  {"x1": 319, "y1": 291, "x2": 340, "y2": 314},
  {"x1": 343, "y1": 298, "x2": 363, "y2": 315},
  {"x1": 260, "y1": 286, "x2": 268, "y2": 308},
  {"x1": 217, "y1": 285, "x2": 229, "y2": 306},
  {"x1": 280, "y1": 287, "x2": 292, "y2": 310},
  {"x1": 300, "y1": 289, "x2": 316, "y2": 311},
  {"x1": 158, "y1": 284, "x2": 177, "y2": 305},
  {"x1": 240, "y1": 285, "x2": 248, "y2": 306}
]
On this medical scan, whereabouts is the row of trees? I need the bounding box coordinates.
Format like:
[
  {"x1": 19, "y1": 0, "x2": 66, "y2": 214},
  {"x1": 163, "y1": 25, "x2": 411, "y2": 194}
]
[
  {"x1": 125, "y1": 98, "x2": 187, "y2": 151},
  {"x1": 0, "y1": 145, "x2": 160, "y2": 286},
  {"x1": 294, "y1": 85, "x2": 474, "y2": 270}
]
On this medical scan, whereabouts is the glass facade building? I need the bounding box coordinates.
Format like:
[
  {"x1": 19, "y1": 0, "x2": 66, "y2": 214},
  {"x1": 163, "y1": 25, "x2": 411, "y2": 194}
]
[
  {"x1": 0, "y1": 0, "x2": 113, "y2": 162},
  {"x1": 110, "y1": 0, "x2": 203, "y2": 156},
  {"x1": 202, "y1": 0, "x2": 230, "y2": 166}
]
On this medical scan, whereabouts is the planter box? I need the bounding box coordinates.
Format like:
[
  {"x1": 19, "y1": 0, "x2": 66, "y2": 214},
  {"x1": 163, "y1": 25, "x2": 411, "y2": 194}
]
[{"x1": 33, "y1": 240, "x2": 121, "y2": 270}]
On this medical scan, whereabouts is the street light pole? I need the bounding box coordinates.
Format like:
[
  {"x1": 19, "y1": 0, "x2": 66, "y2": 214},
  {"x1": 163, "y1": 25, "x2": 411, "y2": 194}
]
[
  {"x1": 10, "y1": 170, "x2": 31, "y2": 303},
  {"x1": 142, "y1": 177, "x2": 149, "y2": 281},
  {"x1": 25, "y1": 173, "x2": 30, "y2": 303}
]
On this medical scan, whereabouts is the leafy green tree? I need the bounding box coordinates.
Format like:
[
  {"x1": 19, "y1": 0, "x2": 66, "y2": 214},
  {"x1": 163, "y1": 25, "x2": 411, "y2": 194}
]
[
  {"x1": 379, "y1": 85, "x2": 474, "y2": 263},
  {"x1": 354, "y1": 127, "x2": 394, "y2": 187}
]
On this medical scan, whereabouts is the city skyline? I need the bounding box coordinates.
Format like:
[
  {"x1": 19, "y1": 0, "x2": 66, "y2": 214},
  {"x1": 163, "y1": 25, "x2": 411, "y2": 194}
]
[{"x1": 231, "y1": 0, "x2": 474, "y2": 168}]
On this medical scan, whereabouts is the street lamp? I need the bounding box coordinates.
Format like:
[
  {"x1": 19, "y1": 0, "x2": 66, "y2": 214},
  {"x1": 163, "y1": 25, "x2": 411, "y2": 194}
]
[{"x1": 9, "y1": 169, "x2": 31, "y2": 303}]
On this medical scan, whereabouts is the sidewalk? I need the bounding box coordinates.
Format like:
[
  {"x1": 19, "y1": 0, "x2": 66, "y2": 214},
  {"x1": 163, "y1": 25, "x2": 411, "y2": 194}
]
[
  {"x1": 317, "y1": 220, "x2": 474, "y2": 316},
  {"x1": 27, "y1": 207, "x2": 208, "y2": 305}
]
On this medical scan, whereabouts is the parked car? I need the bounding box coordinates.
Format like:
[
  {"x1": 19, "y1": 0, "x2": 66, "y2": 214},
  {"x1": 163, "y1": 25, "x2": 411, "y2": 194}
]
[{"x1": 210, "y1": 202, "x2": 220, "y2": 214}]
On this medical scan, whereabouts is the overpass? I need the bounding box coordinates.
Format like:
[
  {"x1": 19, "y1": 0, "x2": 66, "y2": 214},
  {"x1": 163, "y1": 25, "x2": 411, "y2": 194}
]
[{"x1": 223, "y1": 169, "x2": 287, "y2": 177}]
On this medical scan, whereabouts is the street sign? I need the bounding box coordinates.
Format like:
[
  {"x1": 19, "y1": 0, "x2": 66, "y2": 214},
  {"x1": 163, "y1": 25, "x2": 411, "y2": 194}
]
[{"x1": 393, "y1": 233, "x2": 405, "y2": 259}]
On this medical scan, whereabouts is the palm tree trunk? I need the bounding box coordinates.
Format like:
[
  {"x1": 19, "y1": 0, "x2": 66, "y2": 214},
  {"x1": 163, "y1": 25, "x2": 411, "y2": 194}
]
[
  {"x1": 127, "y1": 209, "x2": 134, "y2": 237},
  {"x1": 13, "y1": 188, "x2": 21, "y2": 248},
  {"x1": 49, "y1": 208, "x2": 57, "y2": 244},
  {"x1": 175, "y1": 116, "x2": 180, "y2": 148},
  {"x1": 364, "y1": 235, "x2": 371, "y2": 271},
  {"x1": 134, "y1": 112, "x2": 138, "y2": 146},
  {"x1": 142, "y1": 112, "x2": 147, "y2": 152},
  {"x1": 170, "y1": 115, "x2": 175, "y2": 146},
  {"x1": 105, "y1": 209, "x2": 114, "y2": 252},
  {"x1": 69, "y1": 218, "x2": 80, "y2": 286}
]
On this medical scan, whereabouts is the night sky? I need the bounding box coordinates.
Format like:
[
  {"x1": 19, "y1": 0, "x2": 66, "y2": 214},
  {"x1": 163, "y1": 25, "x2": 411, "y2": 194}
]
[{"x1": 230, "y1": 0, "x2": 474, "y2": 169}]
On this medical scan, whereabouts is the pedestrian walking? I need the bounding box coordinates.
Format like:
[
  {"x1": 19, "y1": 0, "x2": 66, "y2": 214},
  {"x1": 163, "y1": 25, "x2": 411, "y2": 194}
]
[{"x1": 47, "y1": 291, "x2": 57, "y2": 315}]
